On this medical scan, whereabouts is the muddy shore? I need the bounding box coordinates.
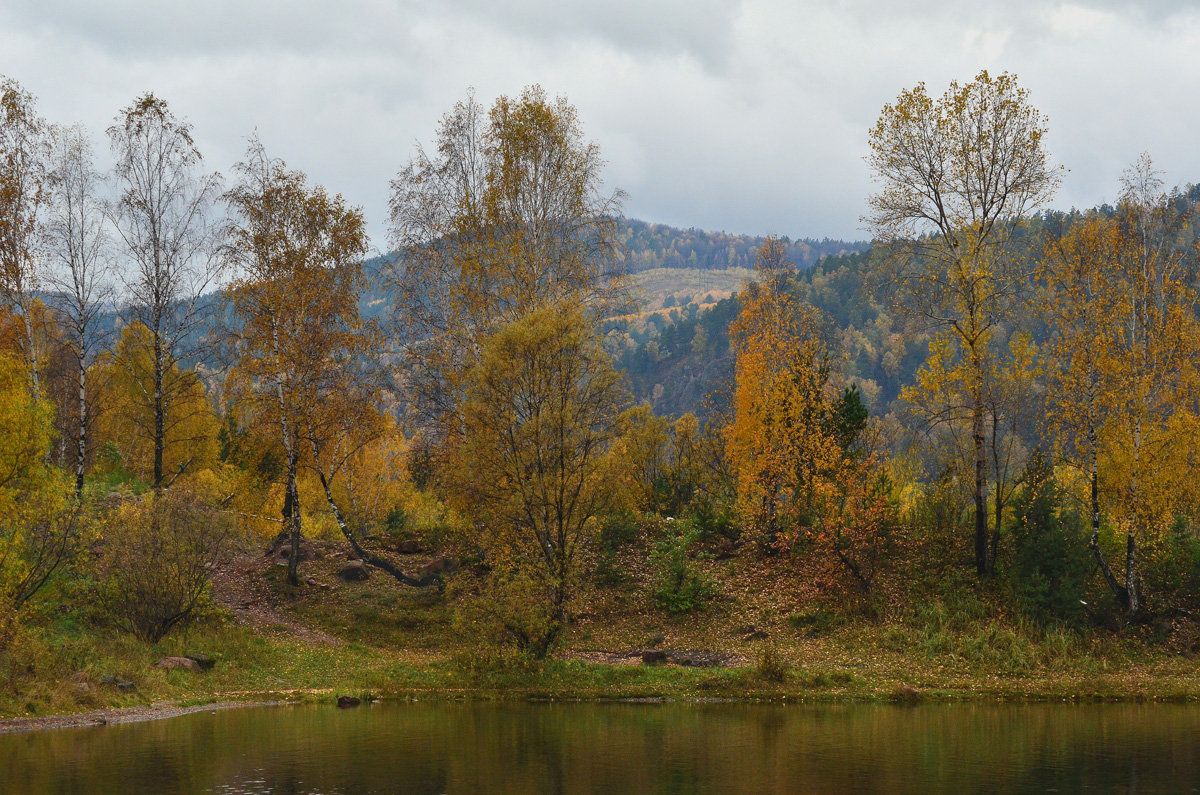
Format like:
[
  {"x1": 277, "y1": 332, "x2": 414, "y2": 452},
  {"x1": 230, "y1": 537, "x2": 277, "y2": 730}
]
[{"x1": 0, "y1": 700, "x2": 285, "y2": 735}]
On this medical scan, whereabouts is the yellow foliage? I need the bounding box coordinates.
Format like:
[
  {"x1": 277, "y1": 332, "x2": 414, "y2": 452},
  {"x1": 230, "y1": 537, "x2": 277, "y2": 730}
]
[
  {"x1": 725, "y1": 243, "x2": 842, "y2": 543},
  {"x1": 92, "y1": 323, "x2": 219, "y2": 484},
  {"x1": 448, "y1": 302, "x2": 626, "y2": 656}
]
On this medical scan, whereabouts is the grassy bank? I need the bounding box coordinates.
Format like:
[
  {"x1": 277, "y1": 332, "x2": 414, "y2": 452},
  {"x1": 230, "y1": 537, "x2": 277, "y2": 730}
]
[
  {"x1": 6, "y1": 610, "x2": 1200, "y2": 721},
  {"x1": 5, "y1": 536, "x2": 1200, "y2": 721}
]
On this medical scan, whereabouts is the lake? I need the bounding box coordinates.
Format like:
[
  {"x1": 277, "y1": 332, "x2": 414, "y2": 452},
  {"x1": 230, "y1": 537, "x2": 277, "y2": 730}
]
[{"x1": 2, "y1": 701, "x2": 1199, "y2": 793}]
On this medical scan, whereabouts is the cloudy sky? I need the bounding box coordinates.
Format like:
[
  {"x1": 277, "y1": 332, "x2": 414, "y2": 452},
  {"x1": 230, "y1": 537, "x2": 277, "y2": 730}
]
[{"x1": 2, "y1": 1, "x2": 1198, "y2": 249}]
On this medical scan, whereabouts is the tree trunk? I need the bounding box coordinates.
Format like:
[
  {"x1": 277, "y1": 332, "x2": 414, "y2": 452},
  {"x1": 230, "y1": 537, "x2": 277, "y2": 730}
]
[
  {"x1": 972, "y1": 387, "x2": 988, "y2": 578},
  {"x1": 21, "y1": 300, "x2": 39, "y2": 396},
  {"x1": 990, "y1": 483, "x2": 1002, "y2": 577},
  {"x1": 153, "y1": 334, "x2": 165, "y2": 490},
  {"x1": 1088, "y1": 464, "x2": 1131, "y2": 613},
  {"x1": 1124, "y1": 532, "x2": 1140, "y2": 618},
  {"x1": 285, "y1": 452, "x2": 301, "y2": 586},
  {"x1": 311, "y1": 460, "x2": 442, "y2": 589},
  {"x1": 75, "y1": 357, "x2": 87, "y2": 497}
]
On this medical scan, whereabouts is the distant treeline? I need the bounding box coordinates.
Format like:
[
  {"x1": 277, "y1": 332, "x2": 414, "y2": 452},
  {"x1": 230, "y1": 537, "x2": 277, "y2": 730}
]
[{"x1": 618, "y1": 219, "x2": 868, "y2": 273}]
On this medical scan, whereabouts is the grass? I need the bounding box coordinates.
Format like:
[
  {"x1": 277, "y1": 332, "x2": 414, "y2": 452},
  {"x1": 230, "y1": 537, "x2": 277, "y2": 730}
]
[
  {"x1": 7, "y1": 602, "x2": 1200, "y2": 720},
  {"x1": 6, "y1": 534, "x2": 1200, "y2": 720}
]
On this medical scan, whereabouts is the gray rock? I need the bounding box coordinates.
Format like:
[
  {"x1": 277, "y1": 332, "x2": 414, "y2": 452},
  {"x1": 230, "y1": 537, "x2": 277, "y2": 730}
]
[{"x1": 153, "y1": 656, "x2": 201, "y2": 672}]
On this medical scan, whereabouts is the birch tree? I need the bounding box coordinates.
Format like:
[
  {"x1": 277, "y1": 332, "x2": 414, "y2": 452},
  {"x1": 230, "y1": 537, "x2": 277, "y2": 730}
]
[
  {"x1": 1045, "y1": 156, "x2": 1200, "y2": 618},
  {"x1": 108, "y1": 93, "x2": 222, "y2": 489},
  {"x1": 0, "y1": 76, "x2": 50, "y2": 393},
  {"x1": 866, "y1": 70, "x2": 1060, "y2": 577},
  {"x1": 449, "y1": 301, "x2": 627, "y2": 656},
  {"x1": 45, "y1": 124, "x2": 112, "y2": 496},
  {"x1": 388, "y1": 86, "x2": 627, "y2": 434},
  {"x1": 224, "y1": 138, "x2": 370, "y2": 586}
]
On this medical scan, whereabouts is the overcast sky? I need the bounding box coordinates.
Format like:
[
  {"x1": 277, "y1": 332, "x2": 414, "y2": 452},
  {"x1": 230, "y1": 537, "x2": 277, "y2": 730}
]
[{"x1": 3, "y1": 0, "x2": 1198, "y2": 249}]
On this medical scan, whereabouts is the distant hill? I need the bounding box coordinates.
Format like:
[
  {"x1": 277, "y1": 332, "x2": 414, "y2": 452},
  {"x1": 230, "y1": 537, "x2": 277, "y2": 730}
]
[{"x1": 617, "y1": 219, "x2": 868, "y2": 273}]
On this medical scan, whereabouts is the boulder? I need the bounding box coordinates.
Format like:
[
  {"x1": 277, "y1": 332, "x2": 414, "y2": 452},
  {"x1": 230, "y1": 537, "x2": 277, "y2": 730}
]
[
  {"x1": 153, "y1": 656, "x2": 202, "y2": 673},
  {"x1": 419, "y1": 556, "x2": 458, "y2": 579},
  {"x1": 337, "y1": 695, "x2": 361, "y2": 709},
  {"x1": 269, "y1": 538, "x2": 324, "y2": 564},
  {"x1": 396, "y1": 539, "x2": 423, "y2": 554},
  {"x1": 337, "y1": 560, "x2": 369, "y2": 582}
]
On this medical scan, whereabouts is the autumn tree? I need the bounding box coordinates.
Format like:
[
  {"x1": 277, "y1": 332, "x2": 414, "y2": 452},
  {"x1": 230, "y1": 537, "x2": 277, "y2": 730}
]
[
  {"x1": 1043, "y1": 156, "x2": 1200, "y2": 617},
  {"x1": 726, "y1": 239, "x2": 841, "y2": 549},
  {"x1": 223, "y1": 138, "x2": 371, "y2": 586},
  {"x1": 0, "y1": 351, "x2": 83, "y2": 652},
  {"x1": 866, "y1": 70, "x2": 1060, "y2": 577},
  {"x1": 44, "y1": 124, "x2": 112, "y2": 496},
  {"x1": 448, "y1": 302, "x2": 627, "y2": 657},
  {"x1": 901, "y1": 331, "x2": 1039, "y2": 571},
  {"x1": 0, "y1": 76, "x2": 51, "y2": 393},
  {"x1": 108, "y1": 93, "x2": 222, "y2": 489},
  {"x1": 388, "y1": 86, "x2": 627, "y2": 433}
]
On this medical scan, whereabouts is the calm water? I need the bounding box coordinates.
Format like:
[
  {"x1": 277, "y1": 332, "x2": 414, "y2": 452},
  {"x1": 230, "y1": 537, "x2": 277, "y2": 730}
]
[{"x1": 2, "y1": 701, "x2": 1200, "y2": 793}]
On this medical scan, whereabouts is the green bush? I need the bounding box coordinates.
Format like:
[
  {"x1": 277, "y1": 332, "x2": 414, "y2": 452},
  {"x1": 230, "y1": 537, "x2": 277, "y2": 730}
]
[
  {"x1": 1007, "y1": 454, "x2": 1090, "y2": 625},
  {"x1": 599, "y1": 509, "x2": 641, "y2": 551},
  {"x1": 650, "y1": 528, "x2": 714, "y2": 614}
]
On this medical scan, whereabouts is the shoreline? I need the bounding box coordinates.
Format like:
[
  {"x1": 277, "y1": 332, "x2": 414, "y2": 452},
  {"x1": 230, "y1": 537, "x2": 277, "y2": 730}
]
[
  {"x1": 4, "y1": 675, "x2": 1200, "y2": 735},
  {"x1": 0, "y1": 700, "x2": 286, "y2": 736}
]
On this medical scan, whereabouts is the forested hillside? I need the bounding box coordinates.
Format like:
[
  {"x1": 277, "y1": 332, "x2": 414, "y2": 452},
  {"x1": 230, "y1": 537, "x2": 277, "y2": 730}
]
[
  {"x1": 618, "y1": 219, "x2": 868, "y2": 272},
  {"x1": 617, "y1": 194, "x2": 1200, "y2": 420}
]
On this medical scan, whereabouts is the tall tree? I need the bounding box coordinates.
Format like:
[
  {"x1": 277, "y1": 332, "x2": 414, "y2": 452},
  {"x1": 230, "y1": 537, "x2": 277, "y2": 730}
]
[
  {"x1": 45, "y1": 124, "x2": 112, "y2": 496},
  {"x1": 725, "y1": 239, "x2": 842, "y2": 549},
  {"x1": 223, "y1": 138, "x2": 370, "y2": 586},
  {"x1": 0, "y1": 76, "x2": 50, "y2": 393},
  {"x1": 108, "y1": 93, "x2": 222, "y2": 489},
  {"x1": 449, "y1": 301, "x2": 627, "y2": 657},
  {"x1": 866, "y1": 70, "x2": 1060, "y2": 577},
  {"x1": 388, "y1": 86, "x2": 627, "y2": 433}
]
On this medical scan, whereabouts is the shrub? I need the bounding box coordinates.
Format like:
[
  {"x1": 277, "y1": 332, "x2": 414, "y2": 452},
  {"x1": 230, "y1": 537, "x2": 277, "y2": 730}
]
[
  {"x1": 755, "y1": 643, "x2": 789, "y2": 683},
  {"x1": 599, "y1": 509, "x2": 641, "y2": 551},
  {"x1": 98, "y1": 489, "x2": 231, "y2": 643},
  {"x1": 687, "y1": 499, "x2": 739, "y2": 544},
  {"x1": 451, "y1": 564, "x2": 571, "y2": 660},
  {"x1": 651, "y1": 528, "x2": 715, "y2": 614}
]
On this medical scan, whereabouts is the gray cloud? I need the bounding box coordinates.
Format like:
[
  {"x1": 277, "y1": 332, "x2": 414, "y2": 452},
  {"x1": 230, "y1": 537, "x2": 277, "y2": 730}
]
[{"x1": 2, "y1": 0, "x2": 1199, "y2": 247}]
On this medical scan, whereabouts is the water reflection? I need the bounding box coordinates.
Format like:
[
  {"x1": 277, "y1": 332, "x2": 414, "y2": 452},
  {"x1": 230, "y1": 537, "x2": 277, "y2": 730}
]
[{"x1": 3, "y1": 701, "x2": 1199, "y2": 793}]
